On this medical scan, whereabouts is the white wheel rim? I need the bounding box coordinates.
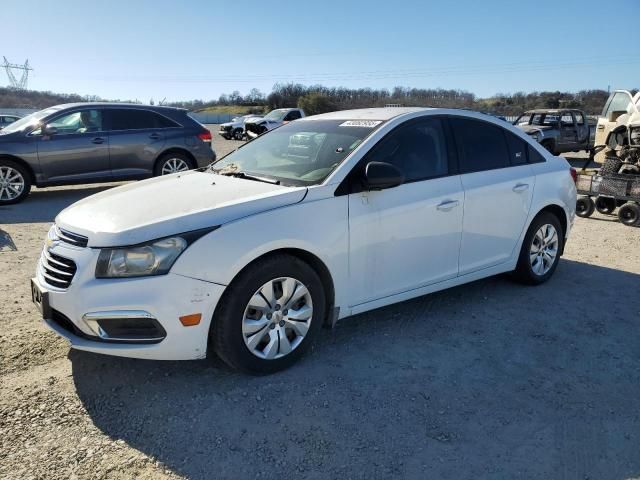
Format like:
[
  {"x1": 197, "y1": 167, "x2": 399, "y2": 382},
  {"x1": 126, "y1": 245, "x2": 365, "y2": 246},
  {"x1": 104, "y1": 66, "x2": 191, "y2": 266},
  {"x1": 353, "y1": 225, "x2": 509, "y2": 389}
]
[
  {"x1": 242, "y1": 277, "x2": 313, "y2": 360},
  {"x1": 0, "y1": 166, "x2": 25, "y2": 201},
  {"x1": 161, "y1": 158, "x2": 189, "y2": 175},
  {"x1": 529, "y1": 224, "x2": 559, "y2": 276}
]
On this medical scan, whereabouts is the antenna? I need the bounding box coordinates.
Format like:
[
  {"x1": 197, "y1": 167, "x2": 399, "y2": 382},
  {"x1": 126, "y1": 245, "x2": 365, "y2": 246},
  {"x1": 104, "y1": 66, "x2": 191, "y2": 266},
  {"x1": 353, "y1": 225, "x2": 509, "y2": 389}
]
[{"x1": 2, "y1": 57, "x2": 33, "y2": 90}]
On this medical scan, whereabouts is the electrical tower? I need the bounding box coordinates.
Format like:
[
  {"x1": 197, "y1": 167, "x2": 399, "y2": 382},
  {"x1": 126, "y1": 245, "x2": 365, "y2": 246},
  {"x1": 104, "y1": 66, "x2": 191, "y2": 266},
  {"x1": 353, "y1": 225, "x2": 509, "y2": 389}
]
[{"x1": 2, "y1": 57, "x2": 32, "y2": 90}]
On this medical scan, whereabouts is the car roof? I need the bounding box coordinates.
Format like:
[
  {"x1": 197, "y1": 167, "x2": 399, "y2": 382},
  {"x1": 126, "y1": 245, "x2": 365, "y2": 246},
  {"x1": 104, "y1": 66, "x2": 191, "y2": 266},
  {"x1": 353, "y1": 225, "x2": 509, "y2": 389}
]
[
  {"x1": 49, "y1": 102, "x2": 187, "y2": 112},
  {"x1": 524, "y1": 109, "x2": 581, "y2": 114},
  {"x1": 302, "y1": 107, "x2": 430, "y2": 121}
]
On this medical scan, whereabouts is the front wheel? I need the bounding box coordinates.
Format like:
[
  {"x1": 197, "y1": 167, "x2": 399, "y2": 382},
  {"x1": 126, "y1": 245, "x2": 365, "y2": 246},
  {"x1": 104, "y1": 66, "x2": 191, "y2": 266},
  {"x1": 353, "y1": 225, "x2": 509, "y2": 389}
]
[
  {"x1": 211, "y1": 254, "x2": 326, "y2": 374},
  {"x1": 513, "y1": 212, "x2": 563, "y2": 285},
  {"x1": 0, "y1": 159, "x2": 31, "y2": 205},
  {"x1": 233, "y1": 128, "x2": 244, "y2": 141}
]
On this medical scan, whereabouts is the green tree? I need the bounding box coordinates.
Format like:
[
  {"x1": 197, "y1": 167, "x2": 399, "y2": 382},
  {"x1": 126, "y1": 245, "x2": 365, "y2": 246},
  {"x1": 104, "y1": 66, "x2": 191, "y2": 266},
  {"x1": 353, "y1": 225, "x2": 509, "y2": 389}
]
[{"x1": 297, "y1": 92, "x2": 336, "y2": 115}]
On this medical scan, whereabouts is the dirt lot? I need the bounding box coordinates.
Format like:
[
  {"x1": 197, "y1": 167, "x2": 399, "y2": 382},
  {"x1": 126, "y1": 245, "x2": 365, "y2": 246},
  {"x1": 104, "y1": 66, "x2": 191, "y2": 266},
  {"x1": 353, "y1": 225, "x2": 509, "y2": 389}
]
[{"x1": 1, "y1": 130, "x2": 639, "y2": 479}]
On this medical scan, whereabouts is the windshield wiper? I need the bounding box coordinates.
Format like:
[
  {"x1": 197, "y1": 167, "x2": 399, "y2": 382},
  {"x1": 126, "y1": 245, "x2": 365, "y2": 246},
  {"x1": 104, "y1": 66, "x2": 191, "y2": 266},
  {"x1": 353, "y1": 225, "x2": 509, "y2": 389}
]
[{"x1": 218, "y1": 170, "x2": 280, "y2": 185}]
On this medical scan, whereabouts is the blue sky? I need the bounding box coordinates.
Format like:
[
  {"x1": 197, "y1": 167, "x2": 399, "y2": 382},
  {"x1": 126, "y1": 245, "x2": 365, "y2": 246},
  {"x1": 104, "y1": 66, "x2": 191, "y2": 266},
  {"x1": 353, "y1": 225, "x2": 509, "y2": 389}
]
[{"x1": 3, "y1": 0, "x2": 639, "y2": 101}]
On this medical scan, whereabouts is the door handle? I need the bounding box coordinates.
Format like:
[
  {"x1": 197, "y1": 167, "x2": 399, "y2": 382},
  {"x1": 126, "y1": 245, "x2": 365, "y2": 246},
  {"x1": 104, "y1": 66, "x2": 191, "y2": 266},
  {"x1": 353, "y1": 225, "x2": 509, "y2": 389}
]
[
  {"x1": 597, "y1": 125, "x2": 605, "y2": 131},
  {"x1": 512, "y1": 183, "x2": 529, "y2": 193},
  {"x1": 436, "y1": 200, "x2": 460, "y2": 211},
  {"x1": 91, "y1": 137, "x2": 105, "y2": 144},
  {"x1": 149, "y1": 133, "x2": 161, "y2": 140}
]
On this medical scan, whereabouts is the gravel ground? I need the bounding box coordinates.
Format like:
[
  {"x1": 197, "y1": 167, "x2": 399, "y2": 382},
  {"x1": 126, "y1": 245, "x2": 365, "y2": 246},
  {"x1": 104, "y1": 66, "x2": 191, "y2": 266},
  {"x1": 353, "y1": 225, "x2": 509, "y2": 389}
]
[{"x1": 1, "y1": 129, "x2": 639, "y2": 479}]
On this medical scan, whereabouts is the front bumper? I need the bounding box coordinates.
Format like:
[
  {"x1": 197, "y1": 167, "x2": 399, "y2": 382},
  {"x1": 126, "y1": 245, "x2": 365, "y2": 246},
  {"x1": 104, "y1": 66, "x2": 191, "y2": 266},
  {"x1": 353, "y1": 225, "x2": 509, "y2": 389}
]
[{"x1": 33, "y1": 242, "x2": 226, "y2": 360}]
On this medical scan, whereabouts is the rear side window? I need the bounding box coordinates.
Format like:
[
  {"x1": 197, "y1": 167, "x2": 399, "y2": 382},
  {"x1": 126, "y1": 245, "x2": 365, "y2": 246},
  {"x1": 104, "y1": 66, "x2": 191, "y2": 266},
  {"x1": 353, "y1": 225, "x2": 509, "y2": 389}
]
[
  {"x1": 528, "y1": 145, "x2": 546, "y2": 163},
  {"x1": 366, "y1": 117, "x2": 449, "y2": 182},
  {"x1": 504, "y1": 131, "x2": 527, "y2": 166},
  {"x1": 450, "y1": 117, "x2": 509, "y2": 173},
  {"x1": 108, "y1": 109, "x2": 179, "y2": 130}
]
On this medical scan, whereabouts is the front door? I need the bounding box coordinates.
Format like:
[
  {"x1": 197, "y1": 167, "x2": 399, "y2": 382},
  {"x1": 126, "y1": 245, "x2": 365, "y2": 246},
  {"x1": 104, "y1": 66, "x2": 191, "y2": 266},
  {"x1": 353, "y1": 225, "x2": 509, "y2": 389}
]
[
  {"x1": 558, "y1": 111, "x2": 578, "y2": 151},
  {"x1": 35, "y1": 109, "x2": 110, "y2": 184},
  {"x1": 348, "y1": 116, "x2": 463, "y2": 306},
  {"x1": 449, "y1": 117, "x2": 535, "y2": 275}
]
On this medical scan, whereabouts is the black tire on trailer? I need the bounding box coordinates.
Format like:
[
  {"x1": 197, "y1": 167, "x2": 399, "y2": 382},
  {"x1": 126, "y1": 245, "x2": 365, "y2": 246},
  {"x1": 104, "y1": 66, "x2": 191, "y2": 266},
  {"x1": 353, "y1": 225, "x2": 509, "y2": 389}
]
[
  {"x1": 600, "y1": 156, "x2": 622, "y2": 175},
  {"x1": 617, "y1": 202, "x2": 640, "y2": 227},
  {"x1": 595, "y1": 196, "x2": 616, "y2": 215},
  {"x1": 576, "y1": 196, "x2": 595, "y2": 218}
]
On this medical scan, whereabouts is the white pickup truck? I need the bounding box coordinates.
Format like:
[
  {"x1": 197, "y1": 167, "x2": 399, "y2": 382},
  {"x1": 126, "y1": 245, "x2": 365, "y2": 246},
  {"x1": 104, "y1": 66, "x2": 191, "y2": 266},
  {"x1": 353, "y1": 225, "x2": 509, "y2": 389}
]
[
  {"x1": 594, "y1": 89, "x2": 640, "y2": 164},
  {"x1": 244, "y1": 108, "x2": 305, "y2": 138}
]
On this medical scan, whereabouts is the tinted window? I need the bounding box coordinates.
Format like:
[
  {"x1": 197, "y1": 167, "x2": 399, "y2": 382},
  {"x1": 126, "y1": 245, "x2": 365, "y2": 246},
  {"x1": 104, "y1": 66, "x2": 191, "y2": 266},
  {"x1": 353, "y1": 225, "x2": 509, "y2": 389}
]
[
  {"x1": 451, "y1": 118, "x2": 509, "y2": 173},
  {"x1": 284, "y1": 111, "x2": 301, "y2": 121},
  {"x1": 528, "y1": 144, "x2": 546, "y2": 163},
  {"x1": 366, "y1": 117, "x2": 449, "y2": 182},
  {"x1": 504, "y1": 131, "x2": 527, "y2": 166},
  {"x1": 108, "y1": 109, "x2": 178, "y2": 130}
]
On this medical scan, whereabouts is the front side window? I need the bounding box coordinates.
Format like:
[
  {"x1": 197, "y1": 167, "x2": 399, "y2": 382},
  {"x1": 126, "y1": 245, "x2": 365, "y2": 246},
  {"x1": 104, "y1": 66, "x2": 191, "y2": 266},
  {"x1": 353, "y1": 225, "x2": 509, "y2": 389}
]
[
  {"x1": 365, "y1": 117, "x2": 449, "y2": 182},
  {"x1": 451, "y1": 117, "x2": 509, "y2": 173},
  {"x1": 264, "y1": 110, "x2": 287, "y2": 122},
  {"x1": 211, "y1": 119, "x2": 380, "y2": 186},
  {"x1": 35, "y1": 109, "x2": 103, "y2": 135},
  {"x1": 574, "y1": 112, "x2": 585, "y2": 125},
  {"x1": 560, "y1": 112, "x2": 574, "y2": 126},
  {"x1": 530, "y1": 113, "x2": 560, "y2": 126}
]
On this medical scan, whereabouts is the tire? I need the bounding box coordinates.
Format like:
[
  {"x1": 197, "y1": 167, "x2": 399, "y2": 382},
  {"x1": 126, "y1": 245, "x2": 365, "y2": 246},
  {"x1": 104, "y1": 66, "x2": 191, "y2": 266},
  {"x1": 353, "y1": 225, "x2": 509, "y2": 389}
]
[
  {"x1": 541, "y1": 141, "x2": 555, "y2": 155},
  {"x1": 575, "y1": 196, "x2": 595, "y2": 218},
  {"x1": 0, "y1": 158, "x2": 31, "y2": 205},
  {"x1": 595, "y1": 196, "x2": 616, "y2": 215},
  {"x1": 154, "y1": 152, "x2": 194, "y2": 176},
  {"x1": 617, "y1": 202, "x2": 640, "y2": 227},
  {"x1": 211, "y1": 254, "x2": 326, "y2": 374},
  {"x1": 600, "y1": 156, "x2": 622, "y2": 175},
  {"x1": 513, "y1": 212, "x2": 563, "y2": 285},
  {"x1": 233, "y1": 128, "x2": 244, "y2": 141}
]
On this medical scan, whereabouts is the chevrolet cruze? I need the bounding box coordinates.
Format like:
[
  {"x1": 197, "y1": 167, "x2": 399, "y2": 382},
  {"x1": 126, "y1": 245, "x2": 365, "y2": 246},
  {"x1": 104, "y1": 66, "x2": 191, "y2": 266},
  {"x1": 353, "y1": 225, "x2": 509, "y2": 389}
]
[{"x1": 31, "y1": 108, "x2": 577, "y2": 373}]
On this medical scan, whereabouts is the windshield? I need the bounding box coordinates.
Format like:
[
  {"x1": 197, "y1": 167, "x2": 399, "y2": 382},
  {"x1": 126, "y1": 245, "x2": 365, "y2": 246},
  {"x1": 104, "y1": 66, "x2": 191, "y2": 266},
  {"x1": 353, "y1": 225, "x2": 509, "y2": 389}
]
[
  {"x1": 0, "y1": 106, "x2": 64, "y2": 134},
  {"x1": 210, "y1": 119, "x2": 382, "y2": 186},
  {"x1": 264, "y1": 110, "x2": 287, "y2": 121}
]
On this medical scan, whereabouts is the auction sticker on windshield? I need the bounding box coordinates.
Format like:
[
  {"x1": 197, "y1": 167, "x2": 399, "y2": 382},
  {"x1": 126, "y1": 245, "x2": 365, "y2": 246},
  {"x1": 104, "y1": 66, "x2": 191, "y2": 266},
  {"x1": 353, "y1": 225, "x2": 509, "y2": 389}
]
[{"x1": 339, "y1": 120, "x2": 383, "y2": 128}]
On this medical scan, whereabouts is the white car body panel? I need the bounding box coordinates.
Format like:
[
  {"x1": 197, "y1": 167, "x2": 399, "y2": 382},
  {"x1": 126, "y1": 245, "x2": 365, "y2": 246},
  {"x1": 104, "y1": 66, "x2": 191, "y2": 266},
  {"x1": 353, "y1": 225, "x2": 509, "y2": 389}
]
[{"x1": 34, "y1": 107, "x2": 576, "y2": 360}]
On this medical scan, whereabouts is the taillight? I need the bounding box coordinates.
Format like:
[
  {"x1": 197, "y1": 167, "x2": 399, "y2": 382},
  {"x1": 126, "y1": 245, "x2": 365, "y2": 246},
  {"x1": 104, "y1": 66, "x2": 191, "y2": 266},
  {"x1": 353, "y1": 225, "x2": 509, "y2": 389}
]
[
  {"x1": 570, "y1": 167, "x2": 577, "y2": 184},
  {"x1": 198, "y1": 131, "x2": 212, "y2": 143}
]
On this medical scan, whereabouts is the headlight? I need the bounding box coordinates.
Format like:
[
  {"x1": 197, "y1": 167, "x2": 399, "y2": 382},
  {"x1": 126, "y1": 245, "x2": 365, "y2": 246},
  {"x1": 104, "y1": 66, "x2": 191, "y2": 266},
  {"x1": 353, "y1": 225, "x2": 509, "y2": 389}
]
[{"x1": 95, "y1": 228, "x2": 217, "y2": 278}]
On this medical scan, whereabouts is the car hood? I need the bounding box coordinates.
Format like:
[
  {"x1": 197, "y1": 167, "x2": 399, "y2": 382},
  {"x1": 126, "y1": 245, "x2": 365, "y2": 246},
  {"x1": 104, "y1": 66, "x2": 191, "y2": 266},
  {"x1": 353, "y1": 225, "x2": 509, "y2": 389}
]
[
  {"x1": 0, "y1": 130, "x2": 22, "y2": 142},
  {"x1": 516, "y1": 125, "x2": 553, "y2": 135},
  {"x1": 56, "y1": 171, "x2": 307, "y2": 247}
]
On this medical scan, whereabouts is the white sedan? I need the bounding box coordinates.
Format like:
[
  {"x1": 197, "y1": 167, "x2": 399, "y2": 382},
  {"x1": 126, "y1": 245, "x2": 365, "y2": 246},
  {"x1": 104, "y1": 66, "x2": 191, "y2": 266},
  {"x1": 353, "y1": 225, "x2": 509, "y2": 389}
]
[{"x1": 31, "y1": 107, "x2": 577, "y2": 373}]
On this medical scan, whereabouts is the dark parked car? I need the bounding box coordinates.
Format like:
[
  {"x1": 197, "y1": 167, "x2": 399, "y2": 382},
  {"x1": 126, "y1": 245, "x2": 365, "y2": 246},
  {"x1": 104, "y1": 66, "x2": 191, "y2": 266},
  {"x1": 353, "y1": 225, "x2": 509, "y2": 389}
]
[
  {"x1": 0, "y1": 114, "x2": 21, "y2": 130},
  {"x1": 0, "y1": 103, "x2": 215, "y2": 204}
]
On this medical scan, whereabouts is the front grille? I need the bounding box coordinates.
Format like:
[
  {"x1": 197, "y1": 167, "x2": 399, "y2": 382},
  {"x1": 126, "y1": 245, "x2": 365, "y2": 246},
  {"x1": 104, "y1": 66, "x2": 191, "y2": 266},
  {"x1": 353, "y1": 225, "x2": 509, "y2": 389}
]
[
  {"x1": 40, "y1": 249, "x2": 77, "y2": 289},
  {"x1": 55, "y1": 226, "x2": 88, "y2": 248}
]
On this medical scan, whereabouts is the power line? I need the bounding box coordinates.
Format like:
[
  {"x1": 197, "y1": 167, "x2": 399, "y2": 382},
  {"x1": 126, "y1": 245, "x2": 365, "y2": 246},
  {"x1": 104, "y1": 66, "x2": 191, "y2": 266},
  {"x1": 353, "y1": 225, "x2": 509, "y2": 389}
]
[{"x1": 2, "y1": 57, "x2": 33, "y2": 89}]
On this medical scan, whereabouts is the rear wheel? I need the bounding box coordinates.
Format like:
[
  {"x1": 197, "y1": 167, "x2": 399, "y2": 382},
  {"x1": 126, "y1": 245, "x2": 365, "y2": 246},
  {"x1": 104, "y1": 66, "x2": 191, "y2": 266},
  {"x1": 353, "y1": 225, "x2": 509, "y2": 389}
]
[
  {"x1": 595, "y1": 196, "x2": 616, "y2": 214},
  {"x1": 617, "y1": 202, "x2": 640, "y2": 226},
  {"x1": 576, "y1": 196, "x2": 595, "y2": 218},
  {"x1": 211, "y1": 254, "x2": 326, "y2": 374},
  {"x1": 154, "y1": 152, "x2": 194, "y2": 176},
  {"x1": 513, "y1": 212, "x2": 562, "y2": 285},
  {"x1": 0, "y1": 159, "x2": 31, "y2": 205}
]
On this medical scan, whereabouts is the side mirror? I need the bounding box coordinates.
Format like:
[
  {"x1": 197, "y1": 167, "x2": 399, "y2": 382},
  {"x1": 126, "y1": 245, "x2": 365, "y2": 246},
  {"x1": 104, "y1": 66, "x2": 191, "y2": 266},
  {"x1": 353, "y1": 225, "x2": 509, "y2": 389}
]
[
  {"x1": 363, "y1": 161, "x2": 404, "y2": 190},
  {"x1": 608, "y1": 110, "x2": 627, "y2": 123},
  {"x1": 42, "y1": 124, "x2": 58, "y2": 136}
]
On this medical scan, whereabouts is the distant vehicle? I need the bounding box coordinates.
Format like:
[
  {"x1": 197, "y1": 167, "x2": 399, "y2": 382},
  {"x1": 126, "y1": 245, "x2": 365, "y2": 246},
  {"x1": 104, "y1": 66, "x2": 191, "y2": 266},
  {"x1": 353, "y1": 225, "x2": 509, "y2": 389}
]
[
  {"x1": 218, "y1": 114, "x2": 263, "y2": 140},
  {"x1": 482, "y1": 112, "x2": 507, "y2": 121},
  {"x1": 0, "y1": 103, "x2": 215, "y2": 204},
  {"x1": 0, "y1": 114, "x2": 21, "y2": 130},
  {"x1": 244, "y1": 108, "x2": 305, "y2": 138},
  {"x1": 31, "y1": 107, "x2": 576, "y2": 373},
  {"x1": 513, "y1": 109, "x2": 595, "y2": 155},
  {"x1": 594, "y1": 90, "x2": 640, "y2": 164}
]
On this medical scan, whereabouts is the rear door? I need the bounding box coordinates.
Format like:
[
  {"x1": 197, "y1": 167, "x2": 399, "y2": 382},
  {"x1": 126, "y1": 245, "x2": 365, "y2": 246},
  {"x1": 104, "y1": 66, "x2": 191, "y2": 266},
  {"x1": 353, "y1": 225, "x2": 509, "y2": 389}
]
[
  {"x1": 34, "y1": 108, "x2": 110, "y2": 183},
  {"x1": 104, "y1": 108, "x2": 168, "y2": 178},
  {"x1": 450, "y1": 117, "x2": 535, "y2": 275},
  {"x1": 595, "y1": 91, "x2": 634, "y2": 163}
]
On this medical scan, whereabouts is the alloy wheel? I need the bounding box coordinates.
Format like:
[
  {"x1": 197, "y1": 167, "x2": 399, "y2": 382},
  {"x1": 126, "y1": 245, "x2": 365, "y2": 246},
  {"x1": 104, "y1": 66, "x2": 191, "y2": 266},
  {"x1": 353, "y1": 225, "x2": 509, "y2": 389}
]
[
  {"x1": 0, "y1": 166, "x2": 25, "y2": 201},
  {"x1": 529, "y1": 223, "x2": 559, "y2": 276},
  {"x1": 161, "y1": 158, "x2": 190, "y2": 175},
  {"x1": 242, "y1": 277, "x2": 313, "y2": 360}
]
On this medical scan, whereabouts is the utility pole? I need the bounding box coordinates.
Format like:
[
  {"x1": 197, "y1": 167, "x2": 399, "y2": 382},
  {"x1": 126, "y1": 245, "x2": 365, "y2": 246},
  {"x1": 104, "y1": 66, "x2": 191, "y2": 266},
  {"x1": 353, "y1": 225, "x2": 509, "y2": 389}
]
[{"x1": 2, "y1": 57, "x2": 33, "y2": 90}]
